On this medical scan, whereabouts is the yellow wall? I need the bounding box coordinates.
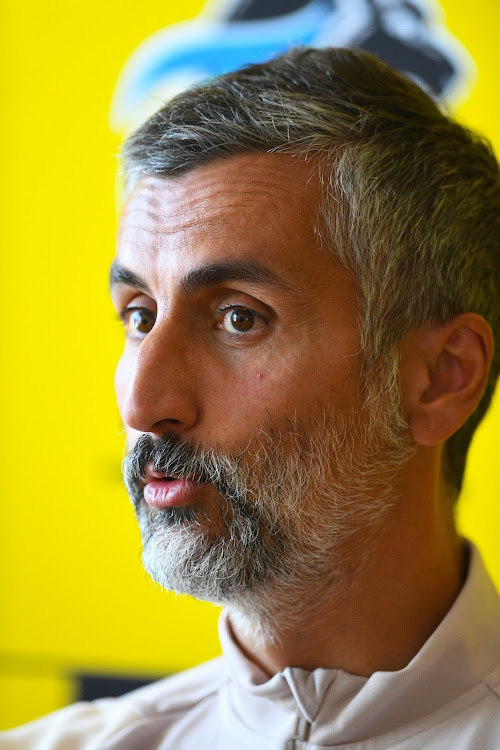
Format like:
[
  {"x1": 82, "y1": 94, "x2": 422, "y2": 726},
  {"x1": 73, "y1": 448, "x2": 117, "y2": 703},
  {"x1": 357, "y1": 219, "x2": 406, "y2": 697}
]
[{"x1": 1, "y1": 0, "x2": 499, "y2": 730}]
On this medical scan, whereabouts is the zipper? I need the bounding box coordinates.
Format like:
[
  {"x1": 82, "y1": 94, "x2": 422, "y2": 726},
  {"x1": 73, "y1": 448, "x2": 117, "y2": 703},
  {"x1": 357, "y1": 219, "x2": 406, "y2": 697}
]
[{"x1": 290, "y1": 713, "x2": 312, "y2": 748}]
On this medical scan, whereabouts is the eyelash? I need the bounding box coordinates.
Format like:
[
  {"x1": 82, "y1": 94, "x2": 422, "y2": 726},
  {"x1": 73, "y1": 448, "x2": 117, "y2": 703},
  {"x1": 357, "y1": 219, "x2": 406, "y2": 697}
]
[{"x1": 216, "y1": 304, "x2": 267, "y2": 319}]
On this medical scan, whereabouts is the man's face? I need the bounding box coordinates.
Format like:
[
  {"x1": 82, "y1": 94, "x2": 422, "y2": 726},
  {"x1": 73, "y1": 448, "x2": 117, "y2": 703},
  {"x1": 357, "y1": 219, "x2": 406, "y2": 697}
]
[{"x1": 112, "y1": 153, "x2": 406, "y2": 620}]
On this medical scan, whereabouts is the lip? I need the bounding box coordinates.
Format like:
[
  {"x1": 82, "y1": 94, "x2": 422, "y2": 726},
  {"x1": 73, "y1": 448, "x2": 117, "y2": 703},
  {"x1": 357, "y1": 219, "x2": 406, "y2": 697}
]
[{"x1": 142, "y1": 463, "x2": 204, "y2": 509}]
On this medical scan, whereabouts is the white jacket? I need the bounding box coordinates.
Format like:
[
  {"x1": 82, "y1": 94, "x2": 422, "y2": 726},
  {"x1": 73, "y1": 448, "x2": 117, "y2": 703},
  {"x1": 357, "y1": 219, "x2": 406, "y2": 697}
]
[{"x1": 2, "y1": 544, "x2": 500, "y2": 749}]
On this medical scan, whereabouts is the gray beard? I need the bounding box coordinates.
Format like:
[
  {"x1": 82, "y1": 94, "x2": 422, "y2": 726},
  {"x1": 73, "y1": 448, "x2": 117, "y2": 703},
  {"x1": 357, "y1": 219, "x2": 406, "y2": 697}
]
[{"x1": 122, "y1": 409, "x2": 412, "y2": 642}]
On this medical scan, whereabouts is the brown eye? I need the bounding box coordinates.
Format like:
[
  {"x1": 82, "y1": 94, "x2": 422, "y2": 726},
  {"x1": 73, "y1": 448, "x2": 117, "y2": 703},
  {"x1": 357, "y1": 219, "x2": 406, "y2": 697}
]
[
  {"x1": 222, "y1": 308, "x2": 256, "y2": 333},
  {"x1": 124, "y1": 307, "x2": 156, "y2": 338}
]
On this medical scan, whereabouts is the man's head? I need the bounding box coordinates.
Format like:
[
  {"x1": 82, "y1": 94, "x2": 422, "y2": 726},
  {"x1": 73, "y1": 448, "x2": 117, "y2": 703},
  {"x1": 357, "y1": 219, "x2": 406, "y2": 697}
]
[
  {"x1": 121, "y1": 46, "x2": 500, "y2": 498},
  {"x1": 112, "y1": 48, "x2": 499, "y2": 635}
]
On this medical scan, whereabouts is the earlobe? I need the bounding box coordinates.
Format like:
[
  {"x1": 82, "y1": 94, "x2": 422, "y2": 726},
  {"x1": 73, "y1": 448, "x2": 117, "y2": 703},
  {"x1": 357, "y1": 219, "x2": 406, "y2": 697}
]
[{"x1": 401, "y1": 314, "x2": 493, "y2": 447}]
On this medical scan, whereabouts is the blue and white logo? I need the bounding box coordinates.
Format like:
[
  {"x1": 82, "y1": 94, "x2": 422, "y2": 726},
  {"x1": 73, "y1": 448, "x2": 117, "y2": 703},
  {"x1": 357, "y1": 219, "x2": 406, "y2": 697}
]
[{"x1": 111, "y1": 0, "x2": 473, "y2": 134}]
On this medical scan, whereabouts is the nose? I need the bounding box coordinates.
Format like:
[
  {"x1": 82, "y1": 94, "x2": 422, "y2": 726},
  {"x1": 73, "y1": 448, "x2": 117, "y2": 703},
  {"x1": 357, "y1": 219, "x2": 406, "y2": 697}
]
[{"x1": 116, "y1": 321, "x2": 200, "y2": 436}]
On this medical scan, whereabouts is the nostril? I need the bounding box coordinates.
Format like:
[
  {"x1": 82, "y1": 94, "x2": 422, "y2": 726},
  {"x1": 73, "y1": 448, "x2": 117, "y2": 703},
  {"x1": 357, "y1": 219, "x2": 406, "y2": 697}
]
[{"x1": 153, "y1": 418, "x2": 182, "y2": 428}]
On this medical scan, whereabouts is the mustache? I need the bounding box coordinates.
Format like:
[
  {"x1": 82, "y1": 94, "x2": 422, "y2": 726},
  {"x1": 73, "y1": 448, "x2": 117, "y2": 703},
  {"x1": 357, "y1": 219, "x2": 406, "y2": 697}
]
[{"x1": 122, "y1": 432, "x2": 245, "y2": 507}]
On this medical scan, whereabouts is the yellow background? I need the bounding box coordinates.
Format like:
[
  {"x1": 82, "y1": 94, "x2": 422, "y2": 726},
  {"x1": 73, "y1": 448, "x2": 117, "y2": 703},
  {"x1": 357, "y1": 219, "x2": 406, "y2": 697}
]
[{"x1": 1, "y1": 0, "x2": 499, "y2": 730}]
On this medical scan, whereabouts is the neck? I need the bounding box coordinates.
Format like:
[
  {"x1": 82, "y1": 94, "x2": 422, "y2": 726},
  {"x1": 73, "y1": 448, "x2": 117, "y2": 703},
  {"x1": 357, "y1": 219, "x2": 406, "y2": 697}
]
[{"x1": 227, "y1": 446, "x2": 466, "y2": 677}]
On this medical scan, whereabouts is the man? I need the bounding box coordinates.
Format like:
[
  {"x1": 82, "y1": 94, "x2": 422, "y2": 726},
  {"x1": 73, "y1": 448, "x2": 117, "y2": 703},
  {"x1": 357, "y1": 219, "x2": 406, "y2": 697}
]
[{"x1": 2, "y1": 47, "x2": 499, "y2": 748}]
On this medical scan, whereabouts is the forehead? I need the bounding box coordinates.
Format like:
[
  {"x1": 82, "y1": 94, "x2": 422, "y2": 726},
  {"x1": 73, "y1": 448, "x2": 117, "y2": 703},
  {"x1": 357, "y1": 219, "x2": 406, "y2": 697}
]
[{"x1": 116, "y1": 153, "x2": 323, "y2": 276}]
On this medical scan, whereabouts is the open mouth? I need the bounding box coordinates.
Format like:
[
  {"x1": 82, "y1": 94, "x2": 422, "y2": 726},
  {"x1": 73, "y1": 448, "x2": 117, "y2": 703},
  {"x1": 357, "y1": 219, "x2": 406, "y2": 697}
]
[{"x1": 142, "y1": 464, "x2": 204, "y2": 509}]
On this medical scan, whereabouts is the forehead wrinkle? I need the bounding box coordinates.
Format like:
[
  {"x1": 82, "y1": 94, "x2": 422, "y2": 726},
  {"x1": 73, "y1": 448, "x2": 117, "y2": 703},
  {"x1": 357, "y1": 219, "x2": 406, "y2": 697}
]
[
  {"x1": 123, "y1": 160, "x2": 320, "y2": 244},
  {"x1": 165, "y1": 183, "x2": 315, "y2": 226},
  {"x1": 120, "y1": 203, "x2": 314, "y2": 243},
  {"x1": 141, "y1": 176, "x2": 314, "y2": 225}
]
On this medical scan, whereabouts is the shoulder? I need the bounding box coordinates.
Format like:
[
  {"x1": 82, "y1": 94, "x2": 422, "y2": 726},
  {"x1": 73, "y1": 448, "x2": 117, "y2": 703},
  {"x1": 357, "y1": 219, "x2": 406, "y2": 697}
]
[
  {"x1": 0, "y1": 657, "x2": 226, "y2": 750},
  {"x1": 123, "y1": 655, "x2": 227, "y2": 716},
  {"x1": 417, "y1": 669, "x2": 500, "y2": 750}
]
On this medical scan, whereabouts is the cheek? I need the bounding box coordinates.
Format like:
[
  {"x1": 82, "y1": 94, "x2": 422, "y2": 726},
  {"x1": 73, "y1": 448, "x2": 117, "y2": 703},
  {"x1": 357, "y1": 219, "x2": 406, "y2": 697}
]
[
  {"x1": 213, "y1": 366, "x2": 271, "y2": 416},
  {"x1": 226, "y1": 365, "x2": 294, "y2": 413},
  {"x1": 242, "y1": 367, "x2": 274, "y2": 393}
]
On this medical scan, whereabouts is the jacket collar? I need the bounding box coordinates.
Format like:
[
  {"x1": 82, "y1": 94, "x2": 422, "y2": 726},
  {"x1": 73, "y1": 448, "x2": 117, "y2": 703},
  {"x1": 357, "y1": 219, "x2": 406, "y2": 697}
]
[{"x1": 219, "y1": 543, "x2": 500, "y2": 744}]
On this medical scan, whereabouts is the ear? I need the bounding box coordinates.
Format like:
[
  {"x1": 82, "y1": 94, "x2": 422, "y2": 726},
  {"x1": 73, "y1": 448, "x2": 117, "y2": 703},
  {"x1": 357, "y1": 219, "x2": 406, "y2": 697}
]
[{"x1": 400, "y1": 314, "x2": 494, "y2": 447}]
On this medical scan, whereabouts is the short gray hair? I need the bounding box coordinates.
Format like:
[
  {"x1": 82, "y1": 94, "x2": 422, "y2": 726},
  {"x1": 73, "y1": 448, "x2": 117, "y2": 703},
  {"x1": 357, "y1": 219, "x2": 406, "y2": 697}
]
[{"x1": 122, "y1": 47, "x2": 500, "y2": 500}]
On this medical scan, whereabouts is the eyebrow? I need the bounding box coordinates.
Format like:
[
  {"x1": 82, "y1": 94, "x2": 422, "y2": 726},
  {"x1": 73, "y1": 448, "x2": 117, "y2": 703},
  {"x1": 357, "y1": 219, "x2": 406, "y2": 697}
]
[
  {"x1": 109, "y1": 259, "x2": 294, "y2": 297},
  {"x1": 180, "y1": 260, "x2": 291, "y2": 295},
  {"x1": 109, "y1": 262, "x2": 152, "y2": 294}
]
